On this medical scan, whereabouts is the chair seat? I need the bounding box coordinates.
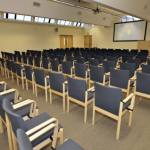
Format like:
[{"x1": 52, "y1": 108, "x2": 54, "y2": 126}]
[
  {"x1": 25, "y1": 112, "x2": 50, "y2": 130},
  {"x1": 57, "y1": 139, "x2": 84, "y2": 150},
  {"x1": 16, "y1": 105, "x2": 31, "y2": 117}
]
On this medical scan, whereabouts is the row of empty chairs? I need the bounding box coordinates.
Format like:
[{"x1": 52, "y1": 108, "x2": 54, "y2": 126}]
[{"x1": 0, "y1": 81, "x2": 84, "y2": 150}]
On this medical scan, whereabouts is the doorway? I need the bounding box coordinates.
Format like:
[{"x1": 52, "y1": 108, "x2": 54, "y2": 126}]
[
  {"x1": 60, "y1": 35, "x2": 73, "y2": 48},
  {"x1": 84, "y1": 35, "x2": 92, "y2": 48}
]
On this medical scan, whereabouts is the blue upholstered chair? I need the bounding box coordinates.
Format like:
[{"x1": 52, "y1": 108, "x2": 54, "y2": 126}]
[
  {"x1": 15, "y1": 63, "x2": 25, "y2": 89},
  {"x1": 0, "y1": 81, "x2": 6, "y2": 92},
  {"x1": 89, "y1": 66, "x2": 105, "y2": 86},
  {"x1": 51, "y1": 59, "x2": 61, "y2": 72},
  {"x1": 49, "y1": 72, "x2": 67, "y2": 111},
  {"x1": 93, "y1": 83, "x2": 135, "y2": 140},
  {"x1": 141, "y1": 64, "x2": 150, "y2": 74},
  {"x1": 67, "y1": 77, "x2": 94, "y2": 123},
  {"x1": 3, "y1": 99, "x2": 63, "y2": 150},
  {"x1": 42, "y1": 58, "x2": 50, "y2": 70},
  {"x1": 135, "y1": 72, "x2": 150, "y2": 100},
  {"x1": 74, "y1": 63, "x2": 89, "y2": 82},
  {"x1": 17, "y1": 129, "x2": 84, "y2": 150},
  {"x1": 0, "y1": 88, "x2": 37, "y2": 136},
  {"x1": 33, "y1": 68, "x2": 49, "y2": 103},
  {"x1": 103, "y1": 60, "x2": 116, "y2": 73},
  {"x1": 109, "y1": 69, "x2": 130, "y2": 96},
  {"x1": 24, "y1": 66, "x2": 34, "y2": 93},
  {"x1": 34, "y1": 57, "x2": 41, "y2": 68},
  {"x1": 120, "y1": 62, "x2": 136, "y2": 78},
  {"x1": 62, "y1": 61, "x2": 73, "y2": 77}
]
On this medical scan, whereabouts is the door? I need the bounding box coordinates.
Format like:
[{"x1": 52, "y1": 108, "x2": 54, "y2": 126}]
[
  {"x1": 84, "y1": 35, "x2": 92, "y2": 48},
  {"x1": 60, "y1": 35, "x2": 73, "y2": 48}
]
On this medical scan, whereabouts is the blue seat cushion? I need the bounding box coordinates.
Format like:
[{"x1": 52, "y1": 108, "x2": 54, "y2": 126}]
[
  {"x1": 15, "y1": 105, "x2": 31, "y2": 117},
  {"x1": 57, "y1": 139, "x2": 84, "y2": 150}
]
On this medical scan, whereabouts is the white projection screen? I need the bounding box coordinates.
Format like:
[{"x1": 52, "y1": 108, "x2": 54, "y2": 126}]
[{"x1": 113, "y1": 21, "x2": 147, "y2": 42}]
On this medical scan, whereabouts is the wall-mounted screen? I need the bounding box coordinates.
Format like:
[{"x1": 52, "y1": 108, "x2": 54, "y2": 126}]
[{"x1": 113, "y1": 20, "x2": 147, "y2": 42}]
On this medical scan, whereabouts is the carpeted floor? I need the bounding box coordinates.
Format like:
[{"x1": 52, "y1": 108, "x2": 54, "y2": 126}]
[{"x1": 0, "y1": 77, "x2": 150, "y2": 150}]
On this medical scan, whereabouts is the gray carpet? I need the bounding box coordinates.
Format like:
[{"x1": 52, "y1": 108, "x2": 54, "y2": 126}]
[{"x1": 0, "y1": 77, "x2": 150, "y2": 150}]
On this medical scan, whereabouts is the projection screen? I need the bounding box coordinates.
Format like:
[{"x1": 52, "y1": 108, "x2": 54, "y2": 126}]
[{"x1": 113, "y1": 21, "x2": 147, "y2": 42}]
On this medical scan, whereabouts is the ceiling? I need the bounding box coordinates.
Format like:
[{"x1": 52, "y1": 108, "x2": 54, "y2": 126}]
[{"x1": 0, "y1": 0, "x2": 149, "y2": 27}]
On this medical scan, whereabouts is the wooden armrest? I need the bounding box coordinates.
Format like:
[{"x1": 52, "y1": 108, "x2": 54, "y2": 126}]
[
  {"x1": 64, "y1": 81, "x2": 68, "y2": 85},
  {"x1": 0, "y1": 81, "x2": 6, "y2": 84},
  {"x1": 87, "y1": 86, "x2": 95, "y2": 92},
  {"x1": 29, "y1": 123, "x2": 57, "y2": 142},
  {"x1": 13, "y1": 99, "x2": 35, "y2": 110},
  {"x1": 45, "y1": 76, "x2": 49, "y2": 79},
  {"x1": 26, "y1": 118, "x2": 57, "y2": 136},
  {"x1": 0, "y1": 89, "x2": 16, "y2": 96},
  {"x1": 122, "y1": 93, "x2": 134, "y2": 103},
  {"x1": 130, "y1": 76, "x2": 136, "y2": 81},
  {"x1": 105, "y1": 72, "x2": 110, "y2": 76}
]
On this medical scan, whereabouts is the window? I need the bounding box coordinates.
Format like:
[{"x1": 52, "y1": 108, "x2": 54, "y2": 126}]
[
  {"x1": 50, "y1": 19, "x2": 55, "y2": 24},
  {"x1": 73, "y1": 22, "x2": 77, "y2": 26},
  {"x1": 8, "y1": 13, "x2": 15, "y2": 19},
  {"x1": 16, "y1": 14, "x2": 24, "y2": 21},
  {"x1": 121, "y1": 15, "x2": 141, "y2": 22},
  {"x1": 65, "y1": 21, "x2": 72, "y2": 26},
  {"x1": 24, "y1": 16, "x2": 32, "y2": 22},
  {"x1": 44, "y1": 18, "x2": 49, "y2": 23},
  {"x1": 3, "y1": 13, "x2": 7, "y2": 19}
]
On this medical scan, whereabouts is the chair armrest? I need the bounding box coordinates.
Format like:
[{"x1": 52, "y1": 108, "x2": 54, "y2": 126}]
[
  {"x1": 26, "y1": 117, "x2": 57, "y2": 136},
  {"x1": 13, "y1": 99, "x2": 35, "y2": 110},
  {"x1": 105, "y1": 72, "x2": 110, "y2": 76},
  {"x1": 129, "y1": 76, "x2": 136, "y2": 81},
  {"x1": 87, "y1": 86, "x2": 95, "y2": 92},
  {"x1": 29, "y1": 123, "x2": 57, "y2": 142},
  {"x1": 64, "y1": 81, "x2": 68, "y2": 85},
  {"x1": 0, "y1": 88, "x2": 16, "y2": 96},
  {"x1": 0, "y1": 81, "x2": 6, "y2": 84},
  {"x1": 122, "y1": 93, "x2": 134, "y2": 104}
]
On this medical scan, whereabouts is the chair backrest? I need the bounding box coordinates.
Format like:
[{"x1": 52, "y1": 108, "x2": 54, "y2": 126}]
[
  {"x1": 24, "y1": 66, "x2": 33, "y2": 81},
  {"x1": 62, "y1": 61, "x2": 73, "y2": 75},
  {"x1": 136, "y1": 72, "x2": 150, "y2": 95},
  {"x1": 103, "y1": 60, "x2": 116, "y2": 73},
  {"x1": 94, "y1": 83, "x2": 122, "y2": 115},
  {"x1": 34, "y1": 57, "x2": 41, "y2": 67},
  {"x1": 16, "y1": 64, "x2": 22, "y2": 76},
  {"x1": 51, "y1": 59, "x2": 59, "y2": 72},
  {"x1": 0, "y1": 83, "x2": 6, "y2": 92},
  {"x1": 141, "y1": 64, "x2": 150, "y2": 74},
  {"x1": 74, "y1": 63, "x2": 87, "y2": 78},
  {"x1": 34, "y1": 69, "x2": 45, "y2": 86},
  {"x1": 17, "y1": 129, "x2": 33, "y2": 150},
  {"x1": 110, "y1": 69, "x2": 129, "y2": 89},
  {"x1": 2, "y1": 99, "x2": 27, "y2": 134},
  {"x1": 67, "y1": 77, "x2": 87, "y2": 102},
  {"x1": 120, "y1": 62, "x2": 136, "y2": 78},
  {"x1": 49, "y1": 72, "x2": 65, "y2": 92},
  {"x1": 90, "y1": 66, "x2": 104, "y2": 83},
  {"x1": 42, "y1": 58, "x2": 49, "y2": 69}
]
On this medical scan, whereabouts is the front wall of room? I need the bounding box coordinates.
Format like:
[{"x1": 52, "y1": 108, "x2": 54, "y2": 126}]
[{"x1": 0, "y1": 21, "x2": 85, "y2": 52}]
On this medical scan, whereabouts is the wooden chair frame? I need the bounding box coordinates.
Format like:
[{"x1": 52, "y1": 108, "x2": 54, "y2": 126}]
[
  {"x1": 92, "y1": 93, "x2": 135, "y2": 140},
  {"x1": 49, "y1": 82, "x2": 67, "y2": 112},
  {"x1": 67, "y1": 87, "x2": 94, "y2": 123}
]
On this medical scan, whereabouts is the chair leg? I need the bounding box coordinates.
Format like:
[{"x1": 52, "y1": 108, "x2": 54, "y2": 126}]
[
  {"x1": 92, "y1": 107, "x2": 95, "y2": 125},
  {"x1": 12, "y1": 130, "x2": 18, "y2": 150},
  {"x1": 6, "y1": 115, "x2": 13, "y2": 150},
  {"x1": 35, "y1": 85, "x2": 38, "y2": 97},
  {"x1": 59, "y1": 128, "x2": 64, "y2": 144},
  {"x1": 116, "y1": 117, "x2": 122, "y2": 140},
  {"x1": 0, "y1": 117, "x2": 4, "y2": 134},
  {"x1": 128, "y1": 111, "x2": 133, "y2": 127},
  {"x1": 45, "y1": 88, "x2": 48, "y2": 103},
  {"x1": 21, "y1": 77, "x2": 24, "y2": 89},
  {"x1": 84, "y1": 105, "x2": 88, "y2": 124},
  {"x1": 67, "y1": 97, "x2": 70, "y2": 113},
  {"x1": 26, "y1": 80, "x2": 28, "y2": 90},
  {"x1": 63, "y1": 94, "x2": 65, "y2": 112},
  {"x1": 49, "y1": 90, "x2": 52, "y2": 104}
]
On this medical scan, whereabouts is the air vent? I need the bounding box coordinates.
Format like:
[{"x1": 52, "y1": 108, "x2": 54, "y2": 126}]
[{"x1": 33, "y1": 2, "x2": 41, "y2": 7}]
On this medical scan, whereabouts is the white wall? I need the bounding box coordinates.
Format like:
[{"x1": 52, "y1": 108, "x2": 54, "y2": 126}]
[{"x1": 0, "y1": 21, "x2": 85, "y2": 52}]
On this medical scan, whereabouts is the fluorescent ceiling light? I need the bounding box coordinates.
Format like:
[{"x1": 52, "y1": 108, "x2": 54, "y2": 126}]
[
  {"x1": 8, "y1": 13, "x2": 15, "y2": 19},
  {"x1": 50, "y1": 19, "x2": 55, "y2": 24},
  {"x1": 44, "y1": 18, "x2": 49, "y2": 23},
  {"x1": 24, "y1": 16, "x2": 32, "y2": 21},
  {"x1": 16, "y1": 15, "x2": 24, "y2": 21}
]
